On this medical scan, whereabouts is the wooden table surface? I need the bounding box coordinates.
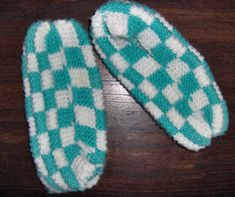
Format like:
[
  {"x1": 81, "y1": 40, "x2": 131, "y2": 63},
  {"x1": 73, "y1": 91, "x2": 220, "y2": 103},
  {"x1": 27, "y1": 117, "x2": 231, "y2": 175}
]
[{"x1": 0, "y1": 0, "x2": 235, "y2": 196}]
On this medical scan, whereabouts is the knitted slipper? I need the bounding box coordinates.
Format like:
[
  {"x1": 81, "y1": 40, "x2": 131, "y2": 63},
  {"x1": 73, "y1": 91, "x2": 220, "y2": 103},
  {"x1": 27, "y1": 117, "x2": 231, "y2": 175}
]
[
  {"x1": 22, "y1": 20, "x2": 107, "y2": 193},
  {"x1": 91, "y1": 0, "x2": 229, "y2": 151}
]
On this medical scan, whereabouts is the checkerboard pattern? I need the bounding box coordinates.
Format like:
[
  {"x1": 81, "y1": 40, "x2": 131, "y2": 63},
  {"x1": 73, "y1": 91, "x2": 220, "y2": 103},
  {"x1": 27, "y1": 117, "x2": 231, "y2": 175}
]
[
  {"x1": 91, "y1": 0, "x2": 229, "y2": 151},
  {"x1": 22, "y1": 20, "x2": 107, "y2": 193}
]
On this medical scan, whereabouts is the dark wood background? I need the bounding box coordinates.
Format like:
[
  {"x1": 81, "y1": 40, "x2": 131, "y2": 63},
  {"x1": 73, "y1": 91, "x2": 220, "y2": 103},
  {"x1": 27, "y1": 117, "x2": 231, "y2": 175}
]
[{"x1": 0, "y1": 0, "x2": 235, "y2": 196}]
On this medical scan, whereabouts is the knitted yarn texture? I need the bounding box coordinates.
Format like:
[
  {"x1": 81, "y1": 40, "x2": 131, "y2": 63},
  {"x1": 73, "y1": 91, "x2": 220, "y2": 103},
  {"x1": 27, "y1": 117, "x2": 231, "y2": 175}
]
[
  {"x1": 22, "y1": 19, "x2": 107, "y2": 193},
  {"x1": 91, "y1": 0, "x2": 229, "y2": 151}
]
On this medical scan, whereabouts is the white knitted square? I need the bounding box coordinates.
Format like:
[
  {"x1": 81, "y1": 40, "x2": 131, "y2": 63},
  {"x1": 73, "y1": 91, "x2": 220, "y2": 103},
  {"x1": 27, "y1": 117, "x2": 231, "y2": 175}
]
[
  {"x1": 165, "y1": 36, "x2": 186, "y2": 57},
  {"x1": 111, "y1": 37, "x2": 129, "y2": 50},
  {"x1": 69, "y1": 68, "x2": 91, "y2": 88},
  {"x1": 46, "y1": 108, "x2": 58, "y2": 130},
  {"x1": 35, "y1": 156, "x2": 48, "y2": 176},
  {"x1": 96, "y1": 131, "x2": 107, "y2": 151},
  {"x1": 81, "y1": 45, "x2": 96, "y2": 67},
  {"x1": 48, "y1": 50, "x2": 65, "y2": 71},
  {"x1": 92, "y1": 89, "x2": 104, "y2": 110},
  {"x1": 105, "y1": 12, "x2": 128, "y2": 37},
  {"x1": 52, "y1": 148, "x2": 68, "y2": 169},
  {"x1": 34, "y1": 22, "x2": 50, "y2": 52},
  {"x1": 23, "y1": 78, "x2": 30, "y2": 97},
  {"x1": 74, "y1": 105, "x2": 96, "y2": 128},
  {"x1": 55, "y1": 20, "x2": 79, "y2": 47},
  {"x1": 27, "y1": 53, "x2": 39, "y2": 72},
  {"x1": 118, "y1": 75, "x2": 135, "y2": 90},
  {"x1": 71, "y1": 155, "x2": 95, "y2": 188},
  {"x1": 130, "y1": 6, "x2": 154, "y2": 25},
  {"x1": 28, "y1": 117, "x2": 36, "y2": 137},
  {"x1": 41, "y1": 70, "x2": 53, "y2": 90},
  {"x1": 52, "y1": 171, "x2": 70, "y2": 190},
  {"x1": 92, "y1": 12, "x2": 105, "y2": 38},
  {"x1": 110, "y1": 53, "x2": 129, "y2": 73},
  {"x1": 189, "y1": 89, "x2": 209, "y2": 111},
  {"x1": 139, "y1": 80, "x2": 158, "y2": 99},
  {"x1": 145, "y1": 101, "x2": 163, "y2": 119},
  {"x1": 187, "y1": 113, "x2": 211, "y2": 138},
  {"x1": 32, "y1": 92, "x2": 45, "y2": 112},
  {"x1": 212, "y1": 104, "x2": 223, "y2": 135},
  {"x1": 138, "y1": 28, "x2": 161, "y2": 50},
  {"x1": 60, "y1": 126, "x2": 75, "y2": 147},
  {"x1": 167, "y1": 108, "x2": 185, "y2": 129},
  {"x1": 133, "y1": 56, "x2": 161, "y2": 77},
  {"x1": 162, "y1": 83, "x2": 183, "y2": 104},
  {"x1": 212, "y1": 82, "x2": 223, "y2": 100},
  {"x1": 193, "y1": 65, "x2": 210, "y2": 87},
  {"x1": 166, "y1": 58, "x2": 190, "y2": 82},
  {"x1": 37, "y1": 132, "x2": 51, "y2": 155},
  {"x1": 55, "y1": 90, "x2": 71, "y2": 108},
  {"x1": 173, "y1": 133, "x2": 202, "y2": 151}
]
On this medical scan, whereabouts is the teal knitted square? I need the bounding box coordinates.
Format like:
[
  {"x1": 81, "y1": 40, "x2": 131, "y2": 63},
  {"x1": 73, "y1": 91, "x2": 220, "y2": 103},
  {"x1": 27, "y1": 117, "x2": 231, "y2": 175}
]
[
  {"x1": 28, "y1": 72, "x2": 42, "y2": 93},
  {"x1": 152, "y1": 44, "x2": 176, "y2": 66},
  {"x1": 150, "y1": 20, "x2": 171, "y2": 41},
  {"x1": 120, "y1": 44, "x2": 147, "y2": 65},
  {"x1": 128, "y1": 15, "x2": 148, "y2": 37},
  {"x1": 96, "y1": 37, "x2": 116, "y2": 57},
  {"x1": 36, "y1": 52, "x2": 50, "y2": 70},
  {"x1": 34, "y1": 112, "x2": 47, "y2": 134},
  {"x1": 180, "y1": 50, "x2": 200, "y2": 69},
  {"x1": 152, "y1": 93, "x2": 171, "y2": 113},
  {"x1": 123, "y1": 67, "x2": 145, "y2": 85},
  {"x1": 148, "y1": 69, "x2": 173, "y2": 89},
  {"x1": 179, "y1": 72, "x2": 200, "y2": 96},
  {"x1": 43, "y1": 89, "x2": 56, "y2": 109},
  {"x1": 175, "y1": 100, "x2": 193, "y2": 118},
  {"x1": 64, "y1": 47, "x2": 85, "y2": 68}
]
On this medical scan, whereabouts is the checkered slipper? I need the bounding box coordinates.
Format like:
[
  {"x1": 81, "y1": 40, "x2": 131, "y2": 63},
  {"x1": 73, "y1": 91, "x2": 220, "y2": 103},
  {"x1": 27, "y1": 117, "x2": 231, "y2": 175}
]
[
  {"x1": 91, "y1": 0, "x2": 229, "y2": 151},
  {"x1": 22, "y1": 20, "x2": 107, "y2": 193}
]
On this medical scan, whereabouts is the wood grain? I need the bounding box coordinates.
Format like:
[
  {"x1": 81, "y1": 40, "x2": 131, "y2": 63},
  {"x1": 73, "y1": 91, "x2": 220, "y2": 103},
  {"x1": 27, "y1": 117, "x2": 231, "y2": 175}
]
[{"x1": 0, "y1": 0, "x2": 235, "y2": 196}]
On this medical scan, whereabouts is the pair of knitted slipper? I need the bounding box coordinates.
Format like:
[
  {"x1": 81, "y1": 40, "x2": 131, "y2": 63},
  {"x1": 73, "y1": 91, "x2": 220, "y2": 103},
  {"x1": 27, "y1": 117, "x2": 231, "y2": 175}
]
[{"x1": 22, "y1": 0, "x2": 229, "y2": 194}]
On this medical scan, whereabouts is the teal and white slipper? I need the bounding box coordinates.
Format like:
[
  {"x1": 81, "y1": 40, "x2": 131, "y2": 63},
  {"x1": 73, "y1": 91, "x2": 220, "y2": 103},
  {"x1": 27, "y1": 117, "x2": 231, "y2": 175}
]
[
  {"x1": 91, "y1": 0, "x2": 229, "y2": 151},
  {"x1": 22, "y1": 20, "x2": 107, "y2": 193}
]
